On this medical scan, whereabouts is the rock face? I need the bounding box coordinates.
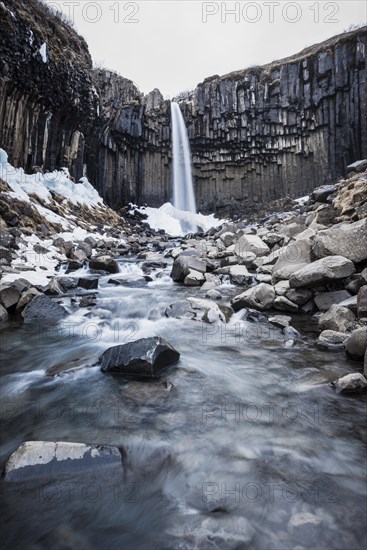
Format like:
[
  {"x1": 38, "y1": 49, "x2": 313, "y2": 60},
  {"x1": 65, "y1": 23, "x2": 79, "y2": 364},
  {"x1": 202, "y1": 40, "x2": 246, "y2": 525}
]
[
  {"x1": 231, "y1": 283, "x2": 275, "y2": 311},
  {"x1": 100, "y1": 337, "x2": 180, "y2": 378},
  {"x1": 3, "y1": 441, "x2": 122, "y2": 481},
  {"x1": 1, "y1": 2, "x2": 366, "y2": 213}
]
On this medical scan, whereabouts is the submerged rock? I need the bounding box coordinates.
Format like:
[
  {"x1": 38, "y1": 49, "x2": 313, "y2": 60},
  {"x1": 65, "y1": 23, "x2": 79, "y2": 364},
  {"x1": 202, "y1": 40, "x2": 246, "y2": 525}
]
[
  {"x1": 22, "y1": 294, "x2": 67, "y2": 323},
  {"x1": 3, "y1": 441, "x2": 122, "y2": 481},
  {"x1": 100, "y1": 337, "x2": 180, "y2": 378}
]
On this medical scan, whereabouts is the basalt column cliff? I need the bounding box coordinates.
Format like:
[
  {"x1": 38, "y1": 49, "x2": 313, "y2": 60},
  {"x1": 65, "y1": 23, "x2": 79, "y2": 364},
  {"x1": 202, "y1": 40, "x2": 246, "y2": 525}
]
[{"x1": 0, "y1": 0, "x2": 366, "y2": 214}]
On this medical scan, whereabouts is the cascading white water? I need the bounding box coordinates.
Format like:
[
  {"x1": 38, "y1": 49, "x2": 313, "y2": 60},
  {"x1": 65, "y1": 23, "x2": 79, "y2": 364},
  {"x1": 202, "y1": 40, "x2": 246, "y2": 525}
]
[{"x1": 170, "y1": 102, "x2": 197, "y2": 232}]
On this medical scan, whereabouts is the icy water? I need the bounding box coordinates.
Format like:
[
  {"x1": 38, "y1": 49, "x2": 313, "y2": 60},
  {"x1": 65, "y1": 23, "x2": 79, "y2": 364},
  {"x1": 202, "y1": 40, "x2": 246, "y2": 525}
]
[{"x1": 0, "y1": 257, "x2": 366, "y2": 549}]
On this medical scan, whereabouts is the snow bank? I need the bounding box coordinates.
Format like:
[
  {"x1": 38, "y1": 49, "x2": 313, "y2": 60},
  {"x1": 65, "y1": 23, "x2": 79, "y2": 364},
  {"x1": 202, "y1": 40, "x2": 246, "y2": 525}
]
[
  {"x1": 134, "y1": 202, "x2": 225, "y2": 236},
  {"x1": 0, "y1": 148, "x2": 103, "y2": 208}
]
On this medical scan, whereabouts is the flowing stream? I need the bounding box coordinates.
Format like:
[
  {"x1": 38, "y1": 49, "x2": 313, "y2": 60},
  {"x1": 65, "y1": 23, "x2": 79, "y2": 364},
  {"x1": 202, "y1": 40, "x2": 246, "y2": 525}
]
[{"x1": 0, "y1": 255, "x2": 366, "y2": 549}]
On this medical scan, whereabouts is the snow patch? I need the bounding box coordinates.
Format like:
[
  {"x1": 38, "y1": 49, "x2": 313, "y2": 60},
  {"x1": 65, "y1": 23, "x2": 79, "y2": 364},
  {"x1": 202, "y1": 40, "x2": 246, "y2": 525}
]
[
  {"x1": 134, "y1": 202, "x2": 225, "y2": 237},
  {"x1": 39, "y1": 42, "x2": 47, "y2": 63}
]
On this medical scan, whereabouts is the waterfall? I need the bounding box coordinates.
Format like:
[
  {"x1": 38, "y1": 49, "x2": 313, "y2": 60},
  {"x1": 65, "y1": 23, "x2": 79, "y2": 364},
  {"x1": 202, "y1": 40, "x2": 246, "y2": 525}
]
[{"x1": 170, "y1": 102, "x2": 197, "y2": 232}]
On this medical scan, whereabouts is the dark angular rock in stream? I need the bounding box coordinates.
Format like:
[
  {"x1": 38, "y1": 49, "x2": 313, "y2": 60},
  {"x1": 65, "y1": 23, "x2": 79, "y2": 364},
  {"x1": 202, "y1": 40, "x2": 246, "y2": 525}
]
[
  {"x1": 100, "y1": 337, "x2": 180, "y2": 378},
  {"x1": 89, "y1": 255, "x2": 119, "y2": 274},
  {"x1": 77, "y1": 277, "x2": 99, "y2": 290},
  {"x1": 0, "y1": 284, "x2": 21, "y2": 310},
  {"x1": 22, "y1": 294, "x2": 68, "y2": 323},
  {"x1": 79, "y1": 295, "x2": 97, "y2": 308},
  {"x1": 171, "y1": 256, "x2": 206, "y2": 282},
  {"x1": 357, "y1": 285, "x2": 367, "y2": 318},
  {"x1": 0, "y1": 304, "x2": 8, "y2": 322},
  {"x1": 3, "y1": 441, "x2": 122, "y2": 481}
]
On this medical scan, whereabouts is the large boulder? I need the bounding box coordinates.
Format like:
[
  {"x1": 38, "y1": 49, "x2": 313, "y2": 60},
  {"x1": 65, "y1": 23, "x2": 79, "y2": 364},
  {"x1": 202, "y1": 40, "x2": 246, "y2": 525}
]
[
  {"x1": 184, "y1": 270, "x2": 206, "y2": 286},
  {"x1": 3, "y1": 441, "x2": 121, "y2": 481},
  {"x1": 0, "y1": 304, "x2": 8, "y2": 322},
  {"x1": 234, "y1": 234, "x2": 269, "y2": 258},
  {"x1": 344, "y1": 328, "x2": 367, "y2": 360},
  {"x1": 89, "y1": 255, "x2": 119, "y2": 273},
  {"x1": 289, "y1": 256, "x2": 355, "y2": 288},
  {"x1": 100, "y1": 337, "x2": 180, "y2": 378},
  {"x1": 272, "y1": 240, "x2": 312, "y2": 282},
  {"x1": 22, "y1": 294, "x2": 68, "y2": 323},
  {"x1": 312, "y1": 219, "x2": 367, "y2": 263},
  {"x1": 318, "y1": 304, "x2": 356, "y2": 333},
  {"x1": 231, "y1": 283, "x2": 275, "y2": 312},
  {"x1": 171, "y1": 256, "x2": 206, "y2": 282}
]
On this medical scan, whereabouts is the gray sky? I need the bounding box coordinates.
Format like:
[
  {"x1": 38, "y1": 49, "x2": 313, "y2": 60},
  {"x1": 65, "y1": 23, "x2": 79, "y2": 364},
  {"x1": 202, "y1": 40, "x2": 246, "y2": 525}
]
[{"x1": 46, "y1": 0, "x2": 366, "y2": 97}]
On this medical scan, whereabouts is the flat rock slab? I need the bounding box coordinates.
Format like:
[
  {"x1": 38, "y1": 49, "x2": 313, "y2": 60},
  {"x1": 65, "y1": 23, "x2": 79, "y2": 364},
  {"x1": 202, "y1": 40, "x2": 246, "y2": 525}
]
[
  {"x1": 313, "y1": 219, "x2": 367, "y2": 263},
  {"x1": 3, "y1": 441, "x2": 122, "y2": 481},
  {"x1": 100, "y1": 336, "x2": 180, "y2": 378}
]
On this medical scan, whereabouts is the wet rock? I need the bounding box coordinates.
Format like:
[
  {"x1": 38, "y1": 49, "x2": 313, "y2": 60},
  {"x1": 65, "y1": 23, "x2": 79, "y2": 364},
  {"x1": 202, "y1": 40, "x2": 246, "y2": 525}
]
[
  {"x1": 100, "y1": 336, "x2": 180, "y2": 378},
  {"x1": 235, "y1": 234, "x2": 269, "y2": 258},
  {"x1": 219, "y1": 231, "x2": 236, "y2": 247},
  {"x1": 272, "y1": 239, "x2": 311, "y2": 282},
  {"x1": 274, "y1": 296, "x2": 298, "y2": 312},
  {"x1": 22, "y1": 294, "x2": 68, "y2": 323},
  {"x1": 318, "y1": 304, "x2": 356, "y2": 333},
  {"x1": 89, "y1": 255, "x2": 119, "y2": 273},
  {"x1": 0, "y1": 304, "x2": 8, "y2": 321},
  {"x1": 79, "y1": 295, "x2": 97, "y2": 308},
  {"x1": 58, "y1": 277, "x2": 78, "y2": 291},
  {"x1": 3, "y1": 441, "x2": 122, "y2": 481},
  {"x1": 72, "y1": 248, "x2": 88, "y2": 262},
  {"x1": 76, "y1": 241, "x2": 92, "y2": 258},
  {"x1": 43, "y1": 279, "x2": 65, "y2": 296},
  {"x1": 313, "y1": 219, "x2": 367, "y2": 263},
  {"x1": 289, "y1": 256, "x2": 355, "y2": 288},
  {"x1": 357, "y1": 285, "x2": 367, "y2": 318},
  {"x1": 0, "y1": 230, "x2": 16, "y2": 249},
  {"x1": 285, "y1": 287, "x2": 313, "y2": 306},
  {"x1": 0, "y1": 247, "x2": 12, "y2": 264},
  {"x1": 314, "y1": 290, "x2": 352, "y2": 312},
  {"x1": 0, "y1": 284, "x2": 21, "y2": 310},
  {"x1": 66, "y1": 259, "x2": 83, "y2": 272},
  {"x1": 77, "y1": 277, "x2": 99, "y2": 290},
  {"x1": 205, "y1": 289, "x2": 222, "y2": 300},
  {"x1": 108, "y1": 277, "x2": 148, "y2": 288},
  {"x1": 142, "y1": 260, "x2": 167, "y2": 272},
  {"x1": 184, "y1": 269, "x2": 206, "y2": 286},
  {"x1": 84, "y1": 235, "x2": 97, "y2": 247},
  {"x1": 317, "y1": 330, "x2": 347, "y2": 351},
  {"x1": 231, "y1": 283, "x2": 275, "y2": 311},
  {"x1": 16, "y1": 287, "x2": 41, "y2": 311},
  {"x1": 166, "y1": 297, "x2": 232, "y2": 323},
  {"x1": 288, "y1": 512, "x2": 323, "y2": 545},
  {"x1": 332, "y1": 373, "x2": 367, "y2": 394},
  {"x1": 11, "y1": 278, "x2": 32, "y2": 293},
  {"x1": 268, "y1": 315, "x2": 291, "y2": 328},
  {"x1": 171, "y1": 255, "x2": 206, "y2": 282},
  {"x1": 228, "y1": 265, "x2": 253, "y2": 285},
  {"x1": 344, "y1": 328, "x2": 367, "y2": 360}
]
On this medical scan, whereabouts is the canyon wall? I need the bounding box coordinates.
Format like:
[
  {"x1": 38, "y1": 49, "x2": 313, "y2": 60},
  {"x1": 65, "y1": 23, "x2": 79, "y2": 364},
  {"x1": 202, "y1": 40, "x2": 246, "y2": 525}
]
[{"x1": 1, "y1": 0, "x2": 366, "y2": 215}]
